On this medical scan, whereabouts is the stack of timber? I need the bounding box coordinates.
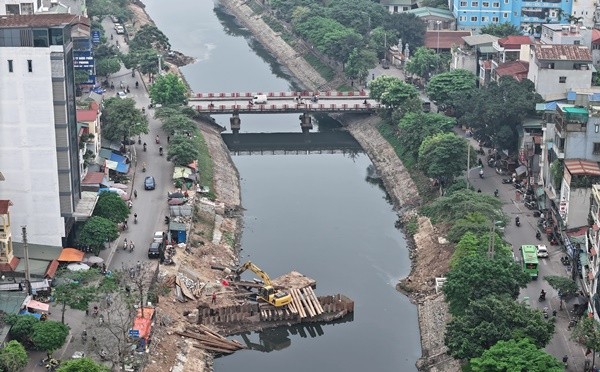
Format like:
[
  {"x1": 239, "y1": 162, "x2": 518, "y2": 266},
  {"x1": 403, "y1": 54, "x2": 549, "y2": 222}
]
[
  {"x1": 288, "y1": 286, "x2": 325, "y2": 319},
  {"x1": 176, "y1": 325, "x2": 246, "y2": 355},
  {"x1": 259, "y1": 302, "x2": 297, "y2": 321}
]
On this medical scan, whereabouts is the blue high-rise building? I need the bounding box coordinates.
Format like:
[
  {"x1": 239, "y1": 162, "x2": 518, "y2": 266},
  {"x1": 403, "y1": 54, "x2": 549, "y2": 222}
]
[{"x1": 451, "y1": 0, "x2": 571, "y2": 32}]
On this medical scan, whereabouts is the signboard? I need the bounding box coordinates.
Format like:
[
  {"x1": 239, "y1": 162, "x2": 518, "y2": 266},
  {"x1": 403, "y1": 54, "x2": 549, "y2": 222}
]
[
  {"x1": 91, "y1": 30, "x2": 101, "y2": 44},
  {"x1": 128, "y1": 329, "x2": 139, "y2": 338},
  {"x1": 86, "y1": 75, "x2": 96, "y2": 85},
  {"x1": 73, "y1": 51, "x2": 94, "y2": 69}
]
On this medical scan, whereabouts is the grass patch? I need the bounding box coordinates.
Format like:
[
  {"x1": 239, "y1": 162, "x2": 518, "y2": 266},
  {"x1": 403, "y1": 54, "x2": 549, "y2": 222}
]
[
  {"x1": 337, "y1": 83, "x2": 353, "y2": 91},
  {"x1": 263, "y1": 15, "x2": 284, "y2": 33},
  {"x1": 221, "y1": 231, "x2": 235, "y2": 247},
  {"x1": 405, "y1": 216, "x2": 418, "y2": 237},
  {"x1": 304, "y1": 53, "x2": 336, "y2": 81},
  {"x1": 193, "y1": 133, "x2": 216, "y2": 200}
]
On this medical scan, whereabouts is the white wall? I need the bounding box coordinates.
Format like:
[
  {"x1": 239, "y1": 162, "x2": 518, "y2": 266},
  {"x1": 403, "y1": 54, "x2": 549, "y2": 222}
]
[
  {"x1": 0, "y1": 47, "x2": 65, "y2": 247},
  {"x1": 572, "y1": 0, "x2": 595, "y2": 28}
]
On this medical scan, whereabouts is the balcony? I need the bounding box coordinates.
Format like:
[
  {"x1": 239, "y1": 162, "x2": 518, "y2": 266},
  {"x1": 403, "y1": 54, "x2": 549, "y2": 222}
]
[{"x1": 555, "y1": 107, "x2": 589, "y2": 134}]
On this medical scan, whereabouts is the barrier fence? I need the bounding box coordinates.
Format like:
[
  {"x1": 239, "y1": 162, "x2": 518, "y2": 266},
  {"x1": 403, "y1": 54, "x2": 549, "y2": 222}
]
[
  {"x1": 191, "y1": 90, "x2": 368, "y2": 99},
  {"x1": 194, "y1": 103, "x2": 379, "y2": 113}
]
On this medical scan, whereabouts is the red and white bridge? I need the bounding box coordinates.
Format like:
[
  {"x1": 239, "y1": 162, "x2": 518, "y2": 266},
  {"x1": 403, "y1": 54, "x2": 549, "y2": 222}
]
[{"x1": 188, "y1": 90, "x2": 380, "y2": 115}]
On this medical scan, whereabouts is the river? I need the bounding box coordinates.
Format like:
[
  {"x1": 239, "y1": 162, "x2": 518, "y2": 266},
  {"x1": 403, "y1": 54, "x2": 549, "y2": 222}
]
[{"x1": 142, "y1": 1, "x2": 421, "y2": 370}]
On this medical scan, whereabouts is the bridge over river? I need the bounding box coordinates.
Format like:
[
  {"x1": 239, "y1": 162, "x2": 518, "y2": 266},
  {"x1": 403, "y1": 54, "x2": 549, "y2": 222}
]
[{"x1": 189, "y1": 91, "x2": 379, "y2": 133}]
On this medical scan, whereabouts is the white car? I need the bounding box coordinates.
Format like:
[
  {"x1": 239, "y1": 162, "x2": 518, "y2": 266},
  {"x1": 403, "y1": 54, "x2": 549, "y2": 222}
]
[
  {"x1": 117, "y1": 91, "x2": 127, "y2": 99},
  {"x1": 153, "y1": 231, "x2": 164, "y2": 243},
  {"x1": 537, "y1": 245, "x2": 549, "y2": 258},
  {"x1": 115, "y1": 25, "x2": 125, "y2": 35}
]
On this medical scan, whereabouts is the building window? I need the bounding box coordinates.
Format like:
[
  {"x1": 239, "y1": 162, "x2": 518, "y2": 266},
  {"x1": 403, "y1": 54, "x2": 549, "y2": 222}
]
[
  {"x1": 5, "y1": 4, "x2": 19, "y2": 14},
  {"x1": 8, "y1": 60, "x2": 13, "y2": 72},
  {"x1": 492, "y1": 16, "x2": 499, "y2": 22},
  {"x1": 483, "y1": 1, "x2": 490, "y2": 5},
  {"x1": 20, "y1": 3, "x2": 34, "y2": 14},
  {"x1": 493, "y1": 2, "x2": 500, "y2": 6},
  {"x1": 27, "y1": 59, "x2": 32, "y2": 72},
  {"x1": 471, "y1": 16, "x2": 478, "y2": 21},
  {"x1": 460, "y1": 1, "x2": 467, "y2": 5},
  {"x1": 471, "y1": 1, "x2": 478, "y2": 5},
  {"x1": 596, "y1": 124, "x2": 600, "y2": 133},
  {"x1": 559, "y1": 76, "x2": 567, "y2": 83},
  {"x1": 459, "y1": 16, "x2": 467, "y2": 21},
  {"x1": 594, "y1": 142, "x2": 600, "y2": 154},
  {"x1": 482, "y1": 16, "x2": 489, "y2": 21},
  {"x1": 503, "y1": 12, "x2": 509, "y2": 17},
  {"x1": 574, "y1": 40, "x2": 581, "y2": 45}
]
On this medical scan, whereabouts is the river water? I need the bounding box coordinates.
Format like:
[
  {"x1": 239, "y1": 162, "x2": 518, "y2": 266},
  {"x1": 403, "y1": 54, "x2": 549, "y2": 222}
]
[{"x1": 143, "y1": 1, "x2": 421, "y2": 370}]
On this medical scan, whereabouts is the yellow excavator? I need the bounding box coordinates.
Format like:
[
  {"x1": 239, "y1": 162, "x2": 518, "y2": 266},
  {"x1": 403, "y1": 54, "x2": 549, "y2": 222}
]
[{"x1": 235, "y1": 262, "x2": 292, "y2": 307}]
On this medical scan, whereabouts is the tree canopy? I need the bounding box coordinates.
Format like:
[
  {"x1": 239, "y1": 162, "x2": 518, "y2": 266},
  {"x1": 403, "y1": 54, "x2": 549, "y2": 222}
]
[
  {"x1": 0, "y1": 340, "x2": 28, "y2": 372},
  {"x1": 53, "y1": 269, "x2": 102, "y2": 323},
  {"x1": 87, "y1": 0, "x2": 132, "y2": 22},
  {"x1": 101, "y1": 97, "x2": 149, "y2": 142},
  {"x1": 7, "y1": 315, "x2": 39, "y2": 346},
  {"x1": 78, "y1": 216, "x2": 118, "y2": 254},
  {"x1": 479, "y1": 23, "x2": 522, "y2": 38},
  {"x1": 571, "y1": 317, "x2": 600, "y2": 355},
  {"x1": 95, "y1": 57, "x2": 121, "y2": 77},
  {"x1": 168, "y1": 135, "x2": 200, "y2": 166},
  {"x1": 421, "y1": 189, "x2": 503, "y2": 224},
  {"x1": 469, "y1": 338, "x2": 563, "y2": 371},
  {"x1": 129, "y1": 24, "x2": 171, "y2": 52},
  {"x1": 418, "y1": 132, "x2": 471, "y2": 182},
  {"x1": 405, "y1": 47, "x2": 440, "y2": 80},
  {"x1": 161, "y1": 114, "x2": 197, "y2": 136},
  {"x1": 345, "y1": 48, "x2": 378, "y2": 83},
  {"x1": 384, "y1": 13, "x2": 426, "y2": 49},
  {"x1": 426, "y1": 69, "x2": 477, "y2": 106},
  {"x1": 31, "y1": 320, "x2": 70, "y2": 356},
  {"x1": 57, "y1": 357, "x2": 111, "y2": 372},
  {"x1": 396, "y1": 112, "x2": 455, "y2": 160},
  {"x1": 449, "y1": 228, "x2": 510, "y2": 266},
  {"x1": 149, "y1": 73, "x2": 188, "y2": 106},
  {"x1": 295, "y1": 16, "x2": 363, "y2": 63},
  {"x1": 122, "y1": 48, "x2": 162, "y2": 75},
  {"x1": 93, "y1": 191, "x2": 129, "y2": 223},
  {"x1": 445, "y1": 295, "x2": 555, "y2": 359},
  {"x1": 443, "y1": 255, "x2": 530, "y2": 316}
]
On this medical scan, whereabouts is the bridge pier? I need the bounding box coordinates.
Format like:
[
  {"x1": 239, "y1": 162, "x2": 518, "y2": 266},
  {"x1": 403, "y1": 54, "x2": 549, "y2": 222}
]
[
  {"x1": 230, "y1": 112, "x2": 241, "y2": 134},
  {"x1": 299, "y1": 113, "x2": 312, "y2": 134}
]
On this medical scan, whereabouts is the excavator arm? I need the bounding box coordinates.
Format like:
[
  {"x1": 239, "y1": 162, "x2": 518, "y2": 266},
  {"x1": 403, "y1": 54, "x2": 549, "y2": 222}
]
[
  {"x1": 236, "y1": 261, "x2": 274, "y2": 286},
  {"x1": 235, "y1": 261, "x2": 292, "y2": 307}
]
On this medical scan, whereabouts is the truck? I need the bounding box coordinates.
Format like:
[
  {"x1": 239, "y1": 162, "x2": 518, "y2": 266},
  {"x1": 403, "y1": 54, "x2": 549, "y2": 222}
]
[{"x1": 252, "y1": 94, "x2": 268, "y2": 104}]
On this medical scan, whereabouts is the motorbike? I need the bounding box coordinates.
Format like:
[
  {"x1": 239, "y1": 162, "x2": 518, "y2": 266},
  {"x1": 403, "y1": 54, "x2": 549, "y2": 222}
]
[
  {"x1": 515, "y1": 217, "x2": 520, "y2": 227},
  {"x1": 155, "y1": 135, "x2": 160, "y2": 144},
  {"x1": 165, "y1": 216, "x2": 171, "y2": 225},
  {"x1": 123, "y1": 239, "x2": 128, "y2": 251},
  {"x1": 543, "y1": 307, "x2": 549, "y2": 319},
  {"x1": 159, "y1": 147, "x2": 163, "y2": 156},
  {"x1": 494, "y1": 189, "x2": 499, "y2": 197},
  {"x1": 561, "y1": 256, "x2": 571, "y2": 266},
  {"x1": 539, "y1": 291, "x2": 546, "y2": 302},
  {"x1": 81, "y1": 330, "x2": 87, "y2": 342},
  {"x1": 143, "y1": 143, "x2": 147, "y2": 152},
  {"x1": 134, "y1": 214, "x2": 138, "y2": 224},
  {"x1": 479, "y1": 170, "x2": 484, "y2": 179},
  {"x1": 536, "y1": 231, "x2": 542, "y2": 240},
  {"x1": 163, "y1": 257, "x2": 176, "y2": 265},
  {"x1": 525, "y1": 201, "x2": 537, "y2": 210},
  {"x1": 501, "y1": 178, "x2": 512, "y2": 184},
  {"x1": 129, "y1": 243, "x2": 134, "y2": 253},
  {"x1": 136, "y1": 81, "x2": 139, "y2": 89}
]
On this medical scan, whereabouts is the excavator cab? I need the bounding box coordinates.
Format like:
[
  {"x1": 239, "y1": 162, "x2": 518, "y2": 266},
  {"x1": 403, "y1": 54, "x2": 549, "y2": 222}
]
[{"x1": 236, "y1": 262, "x2": 293, "y2": 307}]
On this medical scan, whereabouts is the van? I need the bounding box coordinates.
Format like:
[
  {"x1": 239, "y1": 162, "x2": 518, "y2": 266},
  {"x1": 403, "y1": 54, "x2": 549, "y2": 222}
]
[{"x1": 252, "y1": 94, "x2": 268, "y2": 104}]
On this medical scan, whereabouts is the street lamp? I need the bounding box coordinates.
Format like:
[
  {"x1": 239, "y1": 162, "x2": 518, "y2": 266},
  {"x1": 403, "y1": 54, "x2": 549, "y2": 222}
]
[{"x1": 436, "y1": 20, "x2": 442, "y2": 55}]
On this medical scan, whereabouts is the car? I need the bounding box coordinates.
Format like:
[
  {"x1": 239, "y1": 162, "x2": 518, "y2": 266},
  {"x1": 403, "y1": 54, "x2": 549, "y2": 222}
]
[
  {"x1": 148, "y1": 241, "x2": 162, "y2": 259},
  {"x1": 115, "y1": 25, "x2": 125, "y2": 35},
  {"x1": 110, "y1": 15, "x2": 119, "y2": 23},
  {"x1": 537, "y1": 244, "x2": 549, "y2": 258},
  {"x1": 144, "y1": 176, "x2": 156, "y2": 190},
  {"x1": 153, "y1": 231, "x2": 164, "y2": 243},
  {"x1": 116, "y1": 91, "x2": 127, "y2": 99}
]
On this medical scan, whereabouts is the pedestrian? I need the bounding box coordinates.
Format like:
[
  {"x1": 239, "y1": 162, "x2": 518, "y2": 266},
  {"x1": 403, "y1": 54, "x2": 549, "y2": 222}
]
[
  {"x1": 211, "y1": 292, "x2": 217, "y2": 304},
  {"x1": 477, "y1": 189, "x2": 481, "y2": 193},
  {"x1": 134, "y1": 190, "x2": 137, "y2": 198},
  {"x1": 167, "y1": 135, "x2": 170, "y2": 143}
]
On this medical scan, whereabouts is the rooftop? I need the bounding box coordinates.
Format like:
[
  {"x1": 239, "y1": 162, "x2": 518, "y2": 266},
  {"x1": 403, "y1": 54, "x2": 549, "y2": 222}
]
[
  {"x1": 593, "y1": 29, "x2": 600, "y2": 44},
  {"x1": 0, "y1": 200, "x2": 12, "y2": 214},
  {"x1": 462, "y1": 34, "x2": 499, "y2": 46},
  {"x1": 0, "y1": 13, "x2": 85, "y2": 28},
  {"x1": 405, "y1": 7, "x2": 454, "y2": 19},
  {"x1": 564, "y1": 159, "x2": 600, "y2": 176},
  {"x1": 498, "y1": 35, "x2": 533, "y2": 49},
  {"x1": 380, "y1": 0, "x2": 416, "y2": 4},
  {"x1": 76, "y1": 109, "x2": 98, "y2": 122},
  {"x1": 534, "y1": 44, "x2": 592, "y2": 61},
  {"x1": 424, "y1": 30, "x2": 471, "y2": 49},
  {"x1": 494, "y1": 60, "x2": 529, "y2": 81}
]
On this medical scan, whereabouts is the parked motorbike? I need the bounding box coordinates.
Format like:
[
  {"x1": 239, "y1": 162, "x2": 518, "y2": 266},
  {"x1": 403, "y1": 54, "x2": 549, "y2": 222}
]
[
  {"x1": 543, "y1": 307, "x2": 549, "y2": 319},
  {"x1": 143, "y1": 143, "x2": 147, "y2": 152},
  {"x1": 561, "y1": 256, "x2": 571, "y2": 266},
  {"x1": 539, "y1": 290, "x2": 546, "y2": 301},
  {"x1": 163, "y1": 257, "x2": 176, "y2": 265},
  {"x1": 536, "y1": 231, "x2": 542, "y2": 240},
  {"x1": 525, "y1": 201, "x2": 537, "y2": 210},
  {"x1": 515, "y1": 217, "x2": 521, "y2": 227},
  {"x1": 159, "y1": 146, "x2": 163, "y2": 156},
  {"x1": 502, "y1": 178, "x2": 512, "y2": 184}
]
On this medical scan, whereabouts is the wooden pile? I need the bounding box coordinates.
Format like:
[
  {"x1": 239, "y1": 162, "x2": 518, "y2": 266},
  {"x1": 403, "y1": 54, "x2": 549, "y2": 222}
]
[
  {"x1": 288, "y1": 286, "x2": 324, "y2": 319},
  {"x1": 176, "y1": 325, "x2": 246, "y2": 355}
]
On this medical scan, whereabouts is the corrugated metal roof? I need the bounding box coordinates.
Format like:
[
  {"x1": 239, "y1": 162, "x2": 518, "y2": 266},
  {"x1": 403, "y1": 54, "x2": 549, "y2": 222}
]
[
  {"x1": 534, "y1": 44, "x2": 592, "y2": 61},
  {"x1": 0, "y1": 14, "x2": 88, "y2": 28},
  {"x1": 564, "y1": 159, "x2": 600, "y2": 176},
  {"x1": 462, "y1": 34, "x2": 499, "y2": 46}
]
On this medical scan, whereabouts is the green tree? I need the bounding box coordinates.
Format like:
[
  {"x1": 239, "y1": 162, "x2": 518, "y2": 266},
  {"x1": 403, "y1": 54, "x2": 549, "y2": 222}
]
[
  {"x1": 418, "y1": 132, "x2": 471, "y2": 182},
  {"x1": 32, "y1": 320, "x2": 70, "y2": 357},
  {"x1": 57, "y1": 357, "x2": 110, "y2": 372},
  {"x1": 323, "y1": 0, "x2": 388, "y2": 35},
  {"x1": 445, "y1": 295, "x2": 555, "y2": 359},
  {"x1": 7, "y1": 315, "x2": 39, "y2": 346},
  {"x1": 149, "y1": 73, "x2": 188, "y2": 106},
  {"x1": 93, "y1": 191, "x2": 130, "y2": 223},
  {"x1": 295, "y1": 16, "x2": 363, "y2": 63},
  {"x1": 419, "y1": 0, "x2": 449, "y2": 8},
  {"x1": 95, "y1": 57, "x2": 121, "y2": 78},
  {"x1": 122, "y1": 48, "x2": 162, "y2": 75},
  {"x1": 0, "y1": 340, "x2": 28, "y2": 372},
  {"x1": 369, "y1": 75, "x2": 404, "y2": 101},
  {"x1": 480, "y1": 22, "x2": 522, "y2": 38},
  {"x1": 345, "y1": 48, "x2": 378, "y2": 83},
  {"x1": 380, "y1": 80, "x2": 419, "y2": 110},
  {"x1": 544, "y1": 275, "x2": 578, "y2": 309},
  {"x1": 470, "y1": 338, "x2": 563, "y2": 371},
  {"x1": 168, "y1": 136, "x2": 200, "y2": 166},
  {"x1": 129, "y1": 24, "x2": 171, "y2": 52},
  {"x1": 571, "y1": 317, "x2": 600, "y2": 365},
  {"x1": 384, "y1": 13, "x2": 426, "y2": 48},
  {"x1": 87, "y1": 0, "x2": 132, "y2": 21},
  {"x1": 421, "y1": 189, "x2": 502, "y2": 223},
  {"x1": 53, "y1": 269, "x2": 102, "y2": 324},
  {"x1": 443, "y1": 255, "x2": 530, "y2": 316},
  {"x1": 101, "y1": 97, "x2": 149, "y2": 142},
  {"x1": 396, "y1": 112, "x2": 455, "y2": 159},
  {"x1": 426, "y1": 69, "x2": 476, "y2": 106},
  {"x1": 78, "y1": 216, "x2": 119, "y2": 254},
  {"x1": 161, "y1": 114, "x2": 197, "y2": 136},
  {"x1": 447, "y1": 213, "x2": 503, "y2": 244},
  {"x1": 74, "y1": 70, "x2": 90, "y2": 85},
  {"x1": 368, "y1": 27, "x2": 398, "y2": 59},
  {"x1": 405, "y1": 47, "x2": 440, "y2": 80}
]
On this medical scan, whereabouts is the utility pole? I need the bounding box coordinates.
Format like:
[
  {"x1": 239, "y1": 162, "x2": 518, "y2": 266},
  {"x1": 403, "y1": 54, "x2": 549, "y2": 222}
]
[
  {"x1": 466, "y1": 145, "x2": 470, "y2": 189},
  {"x1": 487, "y1": 222, "x2": 496, "y2": 259},
  {"x1": 21, "y1": 226, "x2": 32, "y2": 295}
]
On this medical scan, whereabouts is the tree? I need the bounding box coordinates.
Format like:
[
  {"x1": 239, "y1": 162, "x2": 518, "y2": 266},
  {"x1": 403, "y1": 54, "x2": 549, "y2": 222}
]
[
  {"x1": 345, "y1": 48, "x2": 378, "y2": 83},
  {"x1": 443, "y1": 255, "x2": 530, "y2": 316},
  {"x1": 369, "y1": 75, "x2": 405, "y2": 101},
  {"x1": 149, "y1": 73, "x2": 188, "y2": 106},
  {"x1": 380, "y1": 80, "x2": 419, "y2": 110},
  {"x1": 101, "y1": 97, "x2": 149, "y2": 142},
  {"x1": 479, "y1": 23, "x2": 521, "y2": 38},
  {"x1": 74, "y1": 70, "x2": 90, "y2": 85},
  {"x1": 469, "y1": 338, "x2": 563, "y2": 371},
  {"x1": 396, "y1": 112, "x2": 455, "y2": 159},
  {"x1": 93, "y1": 192, "x2": 130, "y2": 223},
  {"x1": 384, "y1": 13, "x2": 426, "y2": 48},
  {"x1": 323, "y1": 0, "x2": 388, "y2": 35},
  {"x1": 447, "y1": 213, "x2": 503, "y2": 244},
  {"x1": 426, "y1": 69, "x2": 476, "y2": 106},
  {"x1": 78, "y1": 216, "x2": 119, "y2": 254},
  {"x1": 57, "y1": 357, "x2": 110, "y2": 372},
  {"x1": 418, "y1": 132, "x2": 471, "y2": 182},
  {"x1": 419, "y1": 0, "x2": 449, "y2": 8},
  {"x1": 87, "y1": 0, "x2": 132, "y2": 22},
  {"x1": 121, "y1": 48, "x2": 162, "y2": 75},
  {"x1": 368, "y1": 27, "x2": 398, "y2": 59},
  {"x1": 445, "y1": 295, "x2": 555, "y2": 359},
  {"x1": 0, "y1": 340, "x2": 28, "y2": 372},
  {"x1": 571, "y1": 317, "x2": 600, "y2": 367},
  {"x1": 544, "y1": 275, "x2": 578, "y2": 309},
  {"x1": 95, "y1": 57, "x2": 121, "y2": 78},
  {"x1": 405, "y1": 47, "x2": 440, "y2": 80},
  {"x1": 168, "y1": 136, "x2": 200, "y2": 166},
  {"x1": 129, "y1": 24, "x2": 171, "y2": 52},
  {"x1": 53, "y1": 269, "x2": 102, "y2": 324},
  {"x1": 7, "y1": 314, "x2": 39, "y2": 346},
  {"x1": 32, "y1": 320, "x2": 70, "y2": 357},
  {"x1": 295, "y1": 16, "x2": 363, "y2": 63},
  {"x1": 421, "y1": 189, "x2": 502, "y2": 224},
  {"x1": 161, "y1": 114, "x2": 197, "y2": 136}
]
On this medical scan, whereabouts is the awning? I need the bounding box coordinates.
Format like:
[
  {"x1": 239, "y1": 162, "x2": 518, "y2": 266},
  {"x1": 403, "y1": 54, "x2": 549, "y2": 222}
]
[
  {"x1": 57, "y1": 248, "x2": 85, "y2": 262},
  {"x1": 45, "y1": 260, "x2": 59, "y2": 278},
  {"x1": 173, "y1": 166, "x2": 193, "y2": 180},
  {"x1": 515, "y1": 165, "x2": 527, "y2": 176},
  {"x1": 26, "y1": 299, "x2": 50, "y2": 312},
  {"x1": 100, "y1": 150, "x2": 130, "y2": 173},
  {"x1": 133, "y1": 308, "x2": 155, "y2": 340}
]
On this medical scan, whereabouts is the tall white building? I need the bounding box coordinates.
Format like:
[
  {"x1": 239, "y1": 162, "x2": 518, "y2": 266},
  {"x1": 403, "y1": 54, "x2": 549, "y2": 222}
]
[{"x1": 0, "y1": 14, "x2": 88, "y2": 247}]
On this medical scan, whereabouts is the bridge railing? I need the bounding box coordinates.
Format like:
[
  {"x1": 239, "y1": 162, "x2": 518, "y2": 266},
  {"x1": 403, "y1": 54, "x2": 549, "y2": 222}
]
[
  {"x1": 194, "y1": 103, "x2": 380, "y2": 113},
  {"x1": 191, "y1": 90, "x2": 368, "y2": 100}
]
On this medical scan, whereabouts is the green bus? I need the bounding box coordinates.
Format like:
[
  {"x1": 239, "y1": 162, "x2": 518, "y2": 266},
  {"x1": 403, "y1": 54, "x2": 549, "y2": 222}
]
[{"x1": 521, "y1": 245, "x2": 539, "y2": 279}]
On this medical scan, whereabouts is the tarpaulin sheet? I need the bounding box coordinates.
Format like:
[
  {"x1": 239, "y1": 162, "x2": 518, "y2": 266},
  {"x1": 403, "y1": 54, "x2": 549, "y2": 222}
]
[
  {"x1": 26, "y1": 299, "x2": 49, "y2": 312},
  {"x1": 57, "y1": 248, "x2": 85, "y2": 262}
]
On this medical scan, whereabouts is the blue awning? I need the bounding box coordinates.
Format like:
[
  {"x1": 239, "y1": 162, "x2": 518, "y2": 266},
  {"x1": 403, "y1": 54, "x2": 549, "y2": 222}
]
[{"x1": 109, "y1": 152, "x2": 130, "y2": 173}]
